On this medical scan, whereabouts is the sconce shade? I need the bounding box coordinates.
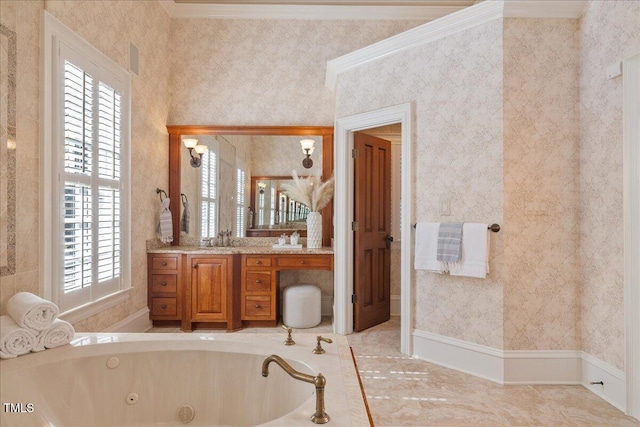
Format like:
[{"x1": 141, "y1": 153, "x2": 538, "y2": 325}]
[
  {"x1": 194, "y1": 144, "x2": 208, "y2": 155},
  {"x1": 183, "y1": 138, "x2": 199, "y2": 149},
  {"x1": 300, "y1": 138, "x2": 315, "y2": 155}
]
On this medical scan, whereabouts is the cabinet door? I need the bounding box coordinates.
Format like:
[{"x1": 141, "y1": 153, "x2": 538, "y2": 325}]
[{"x1": 190, "y1": 256, "x2": 229, "y2": 322}]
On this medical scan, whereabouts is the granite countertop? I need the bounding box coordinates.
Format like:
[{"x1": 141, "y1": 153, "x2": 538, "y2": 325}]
[{"x1": 147, "y1": 245, "x2": 334, "y2": 255}]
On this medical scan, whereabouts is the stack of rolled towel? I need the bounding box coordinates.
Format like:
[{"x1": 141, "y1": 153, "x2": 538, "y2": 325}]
[{"x1": 0, "y1": 292, "x2": 75, "y2": 359}]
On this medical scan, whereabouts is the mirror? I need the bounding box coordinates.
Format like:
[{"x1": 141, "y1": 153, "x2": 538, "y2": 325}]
[
  {"x1": 1, "y1": 24, "x2": 16, "y2": 276},
  {"x1": 248, "y1": 176, "x2": 310, "y2": 236},
  {"x1": 167, "y1": 126, "x2": 334, "y2": 246}
]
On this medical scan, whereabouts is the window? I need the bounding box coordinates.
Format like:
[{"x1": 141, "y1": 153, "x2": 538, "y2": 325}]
[
  {"x1": 200, "y1": 147, "x2": 218, "y2": 238},
  {"x1": 236, "y1": 166, "x2": 246, "y2": 237},
  {"x1": 43, "y1": 12, "x2": 131, "y2": 317},
  {"x1": 269, "y1": 187, "x2": 276, "y2": 226}
]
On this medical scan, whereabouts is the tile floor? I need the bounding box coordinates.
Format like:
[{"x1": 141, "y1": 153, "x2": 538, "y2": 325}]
[{"x1": 149, "y1": 319, "x2": 639, "y2": 426}]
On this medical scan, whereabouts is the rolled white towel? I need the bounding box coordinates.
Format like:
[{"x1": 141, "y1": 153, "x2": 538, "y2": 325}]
[
  {"x1": 7, "y1": 292, "x2": 59, "y2": 331},
  {"x1": 0, "y1": 315, "x2": 37, "y2": 359},
  {"x1": 33, "y1": 319, "x2": 75, "y2": 352}
]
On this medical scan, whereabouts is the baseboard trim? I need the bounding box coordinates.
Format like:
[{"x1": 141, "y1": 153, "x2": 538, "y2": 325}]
[
  {"x1": 103, "y1": 308, "x2": 152, "y2": 332},
  {"x1": 413, "y1": 330, "x2": 600, "y2": 387},
  {"x1": 581, "y1": 352, "x2": 626, "y2": 412},
  {"x1": 413, "y1": 329, "x2": 504, "y2": 383},
  {"x1": 390, "y1": 295, "x2": 401, "y2": 316},
  {"x1": 503, "y1": 350, "x2": 582, "y2": 384}
]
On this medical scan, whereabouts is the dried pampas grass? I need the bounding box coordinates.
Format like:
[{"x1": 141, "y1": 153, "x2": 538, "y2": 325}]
[{"x1": 281, "y1": 170, "x2": 334, "y2": 212}]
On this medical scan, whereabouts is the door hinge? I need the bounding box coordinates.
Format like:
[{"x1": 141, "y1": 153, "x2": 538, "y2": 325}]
[
  {"x1": 352, "y1": 221, "x2": 358, "y2": 231},
  {"x1": 352, "y1": 294, "x2": 357, "y2": 304},
  {"x1": 352, "y1": 148, "x2": 359, "y2": 159}
]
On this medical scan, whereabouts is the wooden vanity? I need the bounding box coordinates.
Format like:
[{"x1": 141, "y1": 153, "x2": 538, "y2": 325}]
[{"x1": 147, "y1": 247, "x2": 333, "y2": 331}]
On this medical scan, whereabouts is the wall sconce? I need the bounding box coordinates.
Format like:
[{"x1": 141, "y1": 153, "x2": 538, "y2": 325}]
[
  {"x1": 183, "y1": 138, "x2": 208, "y2": 168},
  {"x1": 257, "y1": 182, "x2": 267, "y2": 194},
  {"x1": 300, "y1": 139, "x2": 315, "y2": 169}
]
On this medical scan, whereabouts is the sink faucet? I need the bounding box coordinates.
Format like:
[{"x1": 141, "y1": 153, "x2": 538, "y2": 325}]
[{"x1": 262, "y1": 355, "x2": 330, "y2": 424}]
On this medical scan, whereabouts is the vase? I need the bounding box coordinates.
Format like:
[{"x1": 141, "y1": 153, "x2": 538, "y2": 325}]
[{"x1": 306, "y1": 212, "x2": 322, "y2": 249}]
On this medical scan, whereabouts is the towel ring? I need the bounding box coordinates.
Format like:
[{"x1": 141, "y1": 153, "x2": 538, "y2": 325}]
[{"x1": 156, "y1": 188, "x2": 168, "y2": 202}]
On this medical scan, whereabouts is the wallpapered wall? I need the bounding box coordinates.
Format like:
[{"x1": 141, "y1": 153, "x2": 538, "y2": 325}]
[
  {"x1": 502, "y1": 18, "x2": 581, "y2": 351},
  {"x1": 0, "y1": 0, "x2": 172, "y2": 332},
  {"x1": 335, "y1": 2, "x2": 639, "y2": 358},
  {"x1": 167, "y1": 19, "x2": 424, "y2": 126},
  {"x1": 579, "y1": 0, "x2": 640, "y2": 370},
  {"x1": 0, "y1": 1, "x2": 43, "y2": 312},
  {"x1": 336, "y1": 19, "x2": 506, "y2": 348}
]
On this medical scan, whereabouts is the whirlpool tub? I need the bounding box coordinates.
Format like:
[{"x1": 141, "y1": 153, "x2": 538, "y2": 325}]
[{"x1": 0, "y1": 333, "x2": 369, "y2": 426}]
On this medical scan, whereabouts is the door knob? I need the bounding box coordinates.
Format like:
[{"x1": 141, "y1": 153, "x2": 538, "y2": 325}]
[{"x1": 386, "y1": 234, "x2": 394, "y2": 249}]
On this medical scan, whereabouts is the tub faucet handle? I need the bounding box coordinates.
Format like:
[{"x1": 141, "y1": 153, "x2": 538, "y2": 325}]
[
  {"x1": 282, "y1": 324, "x2": 295, "y2": 346},
  {"x1": 313, "y1": 336, "x2": 333, "y2": 354}
]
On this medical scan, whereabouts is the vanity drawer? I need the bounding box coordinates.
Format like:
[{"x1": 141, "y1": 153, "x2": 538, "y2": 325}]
[
  {"x1": 151, "y1": 298, "x2": 177, "y2": 316},
  {"x1": 245, "y1": 271, "x2": 272, "y2": 293},
  {"x1": 150, "y1": 274, "x2": 177, "y2": 294},
  {"x1": 151, "y1": 255, "x2": 178, "y2": 271},
  {"x1": 276, "y1": 256, "x2": 332, "y2": 269},
  {"x1": 245, "y1": 256, "x2": 272, "y2": 267},
  {"x1": 244, "y1": 296, "x2": 272, "y2": 318}
]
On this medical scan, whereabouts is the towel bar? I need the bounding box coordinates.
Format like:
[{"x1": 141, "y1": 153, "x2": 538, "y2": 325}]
[{"x1": 412, "y1": 223, "x2": 500, "y2": 232}]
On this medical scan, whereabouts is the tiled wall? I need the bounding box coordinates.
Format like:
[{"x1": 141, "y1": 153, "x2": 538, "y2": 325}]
[
  {"x1": 579, "y1": 0, "x2": 640, "y2": 370},
  {"x1": 336, "y1": 19, "x2": 506, "y2": 348},
  {"x1": 502, "y1": 18, "x2": 581, "y2": 351}
]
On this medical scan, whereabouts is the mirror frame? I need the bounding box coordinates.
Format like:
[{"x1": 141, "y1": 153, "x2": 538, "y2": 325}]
[{"x1": 166, "y1": 125, "x2": 334, "y2": 246}]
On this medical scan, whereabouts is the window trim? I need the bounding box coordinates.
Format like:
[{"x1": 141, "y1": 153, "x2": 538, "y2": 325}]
[{"x1": 41, "y1": 11, "x2": 131, "y2": 321}]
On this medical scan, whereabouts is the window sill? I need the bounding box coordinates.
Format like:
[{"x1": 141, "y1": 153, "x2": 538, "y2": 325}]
[{"x1": 59, "y1": 288, "x2": 132, "y2": 325}]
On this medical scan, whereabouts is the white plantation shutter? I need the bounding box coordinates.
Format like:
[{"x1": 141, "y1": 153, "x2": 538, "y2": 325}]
[
  {"x1": 200, "y1": 149, "x2": 218, "y2": 238},
  {"x1": 236, "y1": 167, "x2": 246, "y2": 237},
  {"x1": 56, "y1": 43, "x2": 129, "y2": 312}
]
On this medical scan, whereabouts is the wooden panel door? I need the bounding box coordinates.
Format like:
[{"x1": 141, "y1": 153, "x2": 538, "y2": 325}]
[
  {"x1": 354, "y1": 133, "x2": 392, "y2": 331},
  {"x1": 190, "y1": 256, "x2": 229, "y2": 322}
]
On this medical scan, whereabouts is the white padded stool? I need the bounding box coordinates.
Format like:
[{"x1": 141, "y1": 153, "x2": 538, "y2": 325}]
[{"x1": 282, "y1": 284, "x2": 321, "y2": 328}]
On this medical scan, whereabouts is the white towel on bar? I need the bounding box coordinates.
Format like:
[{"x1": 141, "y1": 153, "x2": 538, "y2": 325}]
[
  {"x1": 32, "y1": 319, "x2": 75, "y2": 352},
  {"x1": 450, "y1": 223, "x2": 490, "y2": 278},
  {"x1": 157, "y1": 198, "x2": 173, "y2": 243},
  {"x1": 0, "y1": 315, "x2": 37, "y2": 359},
  {"x1": 414, "y1": 222, "x2": 444, "y2": 273},
  {"x1": 7, "y1": 292, "x2": 59, "y2": 331}
]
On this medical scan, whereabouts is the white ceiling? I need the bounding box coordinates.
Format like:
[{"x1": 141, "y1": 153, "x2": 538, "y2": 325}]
[{"x1": 162, "y1": 0, "x2": 479, "y2": 20}]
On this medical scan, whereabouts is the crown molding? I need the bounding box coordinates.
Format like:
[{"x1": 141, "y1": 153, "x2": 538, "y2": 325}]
[
  {"x1": 158, "y1": 0, "x2": 468, "y2": 20},
  {"x1": 325, "y1": 0, "x2": 587, "y2": 90},
  {"x1": 503, "y1": 0, "x2": 587, "y2": 19},
  {"x1": 326, "y1": 0, "x2": 503, "y2": 89}
]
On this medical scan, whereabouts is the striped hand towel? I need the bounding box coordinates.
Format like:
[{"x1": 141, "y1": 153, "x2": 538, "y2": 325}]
[
  {"x1": 157, "y1": 198, "x2": 173, "y2": 243},
  {"x1": 180, "y1": 197, "x2": 190, "y2": 234},
  {"x1": 436, "y1": 222, "x2": 463, "y2": 265}
]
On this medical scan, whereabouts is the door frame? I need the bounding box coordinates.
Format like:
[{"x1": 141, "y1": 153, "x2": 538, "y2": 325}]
[
  {"x1": 623, "y1": 52, "x2": 640, "y2": 419},
  {"x1": 334, "y1": 102, "x2": 413, "y2": 355}
]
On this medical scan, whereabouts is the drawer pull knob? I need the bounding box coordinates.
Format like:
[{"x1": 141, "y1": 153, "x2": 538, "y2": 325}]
[
  {"x1": 256, "y1": 260, "x2": 262, "y2": 265},
  {"x1": 301, "y1": 260, "x2": 306, "y2": 264},
  {"x1": 160, "y1": 304, "x2": 167, "y2": 309},
  {"x1": 161, "y1": 282, "x2": 167, "y2": 286},
  {"x1": 161, "y1": 261, "x2": 167, "y2": 266},
  {"x1": 193, "y1": 264, "x2": 198, "y2": 269},
  {"x1": 255, "y1": 280, "x2": 261, "y2": 283},
  {"x1": 255, "y1": 304, "x2": 261, "y2": 308}
]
